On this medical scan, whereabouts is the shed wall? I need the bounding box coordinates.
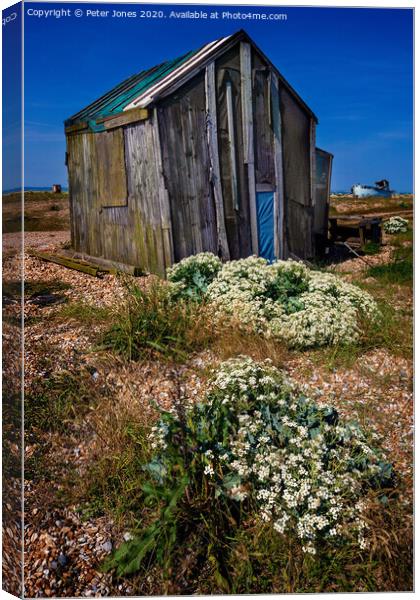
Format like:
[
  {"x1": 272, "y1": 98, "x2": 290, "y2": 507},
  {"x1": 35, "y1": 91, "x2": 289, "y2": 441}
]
[
  {"x1": 314, "y1": 148, "x2": 333, "y2": 254},
  {"x1": 67, "y1": 112, "x2": 169, "y2": 275},
  {"x1": 279, "y1": 86, "x2": 314, "y2": 258},
  {"x1": 157, "y1": 73, "x2": 218, "y2": 261},
  {"x1": 216, "y1": 46, "x2": 252, "y2": 259},
  {"x1": 252, "y1": 55, "x2": 275, "y2": 188}
]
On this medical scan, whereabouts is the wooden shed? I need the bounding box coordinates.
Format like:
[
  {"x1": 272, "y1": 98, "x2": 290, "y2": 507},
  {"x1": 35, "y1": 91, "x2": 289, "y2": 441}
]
[{"x1": 65, "y1": 29, "x2": 333, "y2": 276}]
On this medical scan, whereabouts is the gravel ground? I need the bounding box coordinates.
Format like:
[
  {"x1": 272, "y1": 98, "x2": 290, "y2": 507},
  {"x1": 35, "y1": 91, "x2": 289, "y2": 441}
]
[
  {"x1": 2, "y1": 230, "x2": 413, "y2": 596},
  {"x1": 8, "y1": 246, "x2": 204, "y2": 596},
  {"x1": 287, "y1": 350, "x2": 413, "y2": 486},
  {"x1": 3, "y1": 231, "x2": 71, "y2": 254}
]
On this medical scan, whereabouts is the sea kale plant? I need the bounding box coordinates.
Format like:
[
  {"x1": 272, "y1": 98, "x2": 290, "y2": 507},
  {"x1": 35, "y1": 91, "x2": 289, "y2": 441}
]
[
  {"x1": 166, "y1": 252, "x2": 222, "y2": 301},
  {"x1": 383, "y1": 216, "x2": 409, "y2": 235},
  {"x1": 168, "y1": 253, "x2": 379, "y2": 348},
  {"x1": 107, "y1": 357, "x2": 394, "y2": 575}
]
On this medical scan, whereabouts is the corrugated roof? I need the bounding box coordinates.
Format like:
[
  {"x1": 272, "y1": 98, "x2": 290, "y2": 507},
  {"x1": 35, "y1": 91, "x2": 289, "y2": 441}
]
[
  {"x1": 65, "y1": 44, "x2": 208, "y2": 132},
  {"x1": 65, "y1": 30, "x2": 317, "y2": 133}
]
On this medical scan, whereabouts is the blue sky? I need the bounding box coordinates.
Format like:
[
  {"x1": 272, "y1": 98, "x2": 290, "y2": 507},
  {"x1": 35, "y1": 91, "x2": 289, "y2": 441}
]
[
  {"x1": 19, "y1": 2, "x2": 414, "y2": 192},
  {"x1": 2, "y1": 2, "x2": 22, "y2": 190}
]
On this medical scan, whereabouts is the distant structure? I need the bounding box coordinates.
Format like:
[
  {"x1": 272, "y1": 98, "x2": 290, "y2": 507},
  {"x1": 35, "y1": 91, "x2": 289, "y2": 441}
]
[
  {"x1": 65, "y1": 29, "x2": 333, "y2": 276},
  {"x1": 351, "y1": 179, "x2": 394, "y2": 199},
  {"x1": 52, "y1": 184, "x2": 62, "y2": 193}
]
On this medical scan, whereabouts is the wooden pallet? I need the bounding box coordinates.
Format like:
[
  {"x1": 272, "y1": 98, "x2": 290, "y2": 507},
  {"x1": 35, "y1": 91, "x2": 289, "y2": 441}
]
[{"x1": 329, "y1": 215, "x2": 382, "y2": 247}]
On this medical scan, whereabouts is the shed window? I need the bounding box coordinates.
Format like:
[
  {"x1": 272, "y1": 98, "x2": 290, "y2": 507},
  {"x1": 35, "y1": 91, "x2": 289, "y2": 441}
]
[{"x1": 95, "y1": 129, "x2": 128, "y2": 207}]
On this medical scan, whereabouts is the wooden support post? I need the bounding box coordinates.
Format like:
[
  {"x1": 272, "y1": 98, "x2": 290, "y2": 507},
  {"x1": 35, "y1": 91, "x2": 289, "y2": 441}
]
[
  {"x1": 153, "y1": 108, "x2": 175, "y2": 271},
  {"x1": 309, "y1": 119, "x2": 317, "y2": 257},
  {"x1": 225, "y1": 79, "x2": 239, "y2": 212},
  {"x1": 205, "y1": 62, "x2": 230, "y2": 261},
  {"x1": 270, "y1": 72, "x2": 286, "y2": 259},
  {"x1": 310, "y1": 118, "x2": 317, "y2": 206},
  {"x1": 240, "y1": 41, "x2": 258, "y2": 255}
]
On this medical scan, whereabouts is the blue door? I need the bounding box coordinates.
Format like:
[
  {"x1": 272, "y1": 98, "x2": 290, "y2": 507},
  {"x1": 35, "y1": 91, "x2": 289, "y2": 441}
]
[{"x1": 256, "y1": 192, "x2": 275, "y2": 262}]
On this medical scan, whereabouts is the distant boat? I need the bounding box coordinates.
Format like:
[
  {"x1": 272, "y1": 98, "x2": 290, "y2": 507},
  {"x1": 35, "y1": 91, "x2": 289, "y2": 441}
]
[{"x1": 351, "y1": 179, "x2": 394, "y2": 198}]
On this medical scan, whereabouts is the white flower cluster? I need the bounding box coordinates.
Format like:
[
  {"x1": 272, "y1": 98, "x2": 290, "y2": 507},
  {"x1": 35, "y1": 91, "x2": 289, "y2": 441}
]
[
  {"x1": 383, "y1": 216, "x2": 409, "y2": 234},
  {"x1": 149, "y1": 357, "x2": 391, "y2": 555},
  {"x1": 206, "y1": 257, "x2": 378, "y2": 348},
  {"x1": 205, "y1": 357, "x2": 386, "y2": 554}
]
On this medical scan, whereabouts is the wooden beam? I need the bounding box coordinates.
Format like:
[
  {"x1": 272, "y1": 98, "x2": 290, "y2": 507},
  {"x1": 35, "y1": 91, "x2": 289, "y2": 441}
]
[
  {"x1": 28, "y1": 250, "x2": 100, "y2": 277},
  {"x1": 240, "y1": 41, "x2": 258, "y2": 255},
  {"x1": 225, "y1": 79, "x2": 239, "y2": 213},
  {"x1": 310, "y1": 118, "x2": 317, "y2": 205},
  {"x1": 56, "y1": 249, "x2": 117, "y2": 273},
  {"x1": 60, "y1": 250, "x2": 145, "y2": 276},
  {"x1": 205, "y1": 62, "x2": 230, "y2": 261},
  {"x1": 270, "y1": 72, "x2": 286, "y2": 260},
  {"x1": 98, "y1": 108, "x2": 149, "y2": 130},
  {"x1": 65, "y1": 121, "x2": 89, "y2": 135},
  {"x1": 309, "y1": 118, "x2": 317, "y2": 257},
  {"x1": 153, "y1": 107, "x2": 175, "y2": 271}
]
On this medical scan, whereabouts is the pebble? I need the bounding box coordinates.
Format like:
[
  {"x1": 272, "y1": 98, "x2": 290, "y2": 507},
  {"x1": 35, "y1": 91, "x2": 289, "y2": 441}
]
[
  {"x1": 102, "y1": 541, "x2": 112, "y2": 553},
  {"x1": 57, "y1": 554, "x2": 68, "y2": 567}
]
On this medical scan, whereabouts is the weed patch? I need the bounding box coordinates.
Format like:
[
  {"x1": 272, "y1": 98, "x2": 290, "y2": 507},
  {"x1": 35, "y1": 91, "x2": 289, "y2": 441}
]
[
  {"x1": 25, "y1": 368, "x2": 98, "y2": 434},
  {"x1": 59, "y1": 301, "x2": 111, "y2": 325},
  {"x1": 80, "y1": 422, "x2": 151, "y2": 523},
  {"x1": 102, "y1": 280, "x2": 215, "y2": 361},
  {"x1": 367, "y1": 247, "x2": 413, "y2": 286},
  {"x1": 362, "y1": 242, "x2": 381, "y2": 255}
]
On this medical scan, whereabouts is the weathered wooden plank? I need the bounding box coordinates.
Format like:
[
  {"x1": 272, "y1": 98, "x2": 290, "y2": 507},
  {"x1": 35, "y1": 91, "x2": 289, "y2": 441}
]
[
  {"x1": 310, "y1": 117, "x2": 317, "y2": 206},
  {"x1": 226, "y1": 79, "x2": 239, "y2": 212},
  {"x1": 85, "y1": 133, "x2": 103, "y2": 256},
  {"x1": 183, "y1": 99, "x2": 203, "y2": 254},
  {"x1": 205, "y1": 62, "x2": 230, "y2": 261},
  {"x1": 240, "y1": 42, "x2": 254, "y2": 165},
  {"x1": 65, "y1": 136, "x2": 76, "y2": 250},
  {"x1": 216, "y1": 48, "x2": 251, "y2": 260},
  {"x1": 240, "y1": 42, "x2": 258, "y2": 255},
  {"x1": 95, "y1": 129, "x2": 127, "y2": 207},
  {"x1": 280, "y1": 85, "x2": 312, "y2": 258},
  {"x1": 28, "y1": 250, "x2": 100, "y2": 277},
  {"x1": 98, "y1": 107, "x2": 149, "y2": 129},
  {"x1": 153, "y1": 108, "x2": 174, "y2": 271},
  {"x1": 66, "y1": 251, "x2": 145, "y2": 276},
  {"x1": 124, "y1": 119, "x2": 166, "y2": 275},
  {"x1": 158, "y1": 73, "x2": 218, "y2": 262},
  {"x1": 57, "y1": 249, "x2": 117, "y2": 273},
  {"x1": 65, "y1": 121, "x2": 88, "y2": 135},
  {"x1": 270, "y1": 72, "x2": 285, "y2": 259},
  {"x1": 256, "y1": 183, "x2": 275, "y2": 193},
  {"x1": 253, "y1": 67, "x2": 275, "y2": 185}
]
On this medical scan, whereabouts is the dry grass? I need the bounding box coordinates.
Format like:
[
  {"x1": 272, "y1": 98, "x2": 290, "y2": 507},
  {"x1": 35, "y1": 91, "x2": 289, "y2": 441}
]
[
  {"x1": 329, "y1": 194, "x2": 413, "y2": 218},
  {"x1": 211, "y1": 319, "x2": 290, "y2": 368},
  {"x1": 3, "y1": 191, "x2": 70, "y2": 233}
]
